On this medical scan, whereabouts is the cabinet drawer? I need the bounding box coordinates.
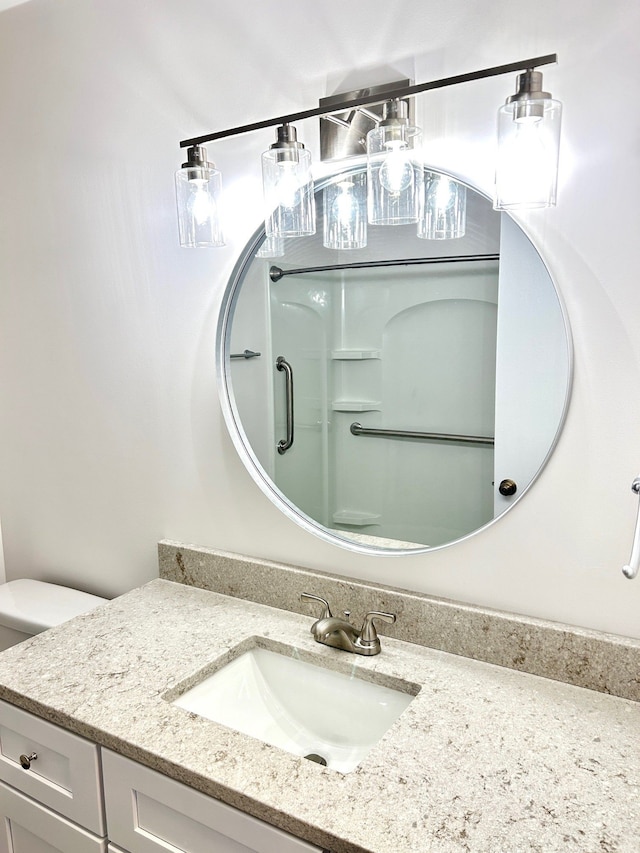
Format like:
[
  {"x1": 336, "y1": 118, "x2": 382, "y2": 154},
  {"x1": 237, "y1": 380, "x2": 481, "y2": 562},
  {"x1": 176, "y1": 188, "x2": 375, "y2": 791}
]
[
  {"x1": 102, "y1": 750, "x2": 322, "y2": 853},
  {"x1": 0, "y1": 700, "x2": 105, "y2": 835},
  {"x1": 0, "y1": 780, "x2": 107, "y2": 853}
]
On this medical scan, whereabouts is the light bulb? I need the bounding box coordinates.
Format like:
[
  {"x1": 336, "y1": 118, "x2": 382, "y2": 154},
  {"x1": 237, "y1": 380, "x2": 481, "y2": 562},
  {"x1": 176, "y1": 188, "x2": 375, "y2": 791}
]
[
  {"x1": 190, "y1": 184, "x2": 215, "y2": 226},
  {"x1": 515, "y1": 112, "x2": 543, "y2": 126},
  {"x1": 497, "y1": 120, "x2": 556, "y2": 208},
  {"x1": 275, "y1": 160, "x2": 302, "y2": 209},
  {"x1": 379, "y1": 141, "x2": 414, "y2": 194},
  {"x1": 332, "y1": 180, "x2": 356, "y2": 223},
  {"x1": 323, "y1": 172, "x2": 367, "y2": 250}
]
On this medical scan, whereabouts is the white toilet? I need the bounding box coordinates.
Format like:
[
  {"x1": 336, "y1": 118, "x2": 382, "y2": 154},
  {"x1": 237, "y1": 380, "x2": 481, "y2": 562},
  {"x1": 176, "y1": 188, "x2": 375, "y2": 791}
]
[{"x1": 0, "y1": 579, "x2": 107, "y2": 651}]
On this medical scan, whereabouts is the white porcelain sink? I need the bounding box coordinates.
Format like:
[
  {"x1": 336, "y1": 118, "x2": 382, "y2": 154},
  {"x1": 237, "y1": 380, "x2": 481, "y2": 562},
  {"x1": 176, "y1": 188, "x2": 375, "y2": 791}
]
[{"x1": 172, "y1": 645, "x2": 416, "y2": 773}]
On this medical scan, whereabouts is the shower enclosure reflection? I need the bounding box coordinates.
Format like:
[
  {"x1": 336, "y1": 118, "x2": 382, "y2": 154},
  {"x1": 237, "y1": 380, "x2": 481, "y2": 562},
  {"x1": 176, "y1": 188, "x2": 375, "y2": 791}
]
[{"x1": 219, "y1": 169, "x2": 571, "y2": 553}]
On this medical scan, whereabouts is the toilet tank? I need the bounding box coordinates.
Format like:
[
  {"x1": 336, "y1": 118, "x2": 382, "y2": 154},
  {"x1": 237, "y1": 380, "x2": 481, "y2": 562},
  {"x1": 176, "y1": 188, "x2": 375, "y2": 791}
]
[{"x1": 0, "y1": 580, "x2": 107, "y2": 651}]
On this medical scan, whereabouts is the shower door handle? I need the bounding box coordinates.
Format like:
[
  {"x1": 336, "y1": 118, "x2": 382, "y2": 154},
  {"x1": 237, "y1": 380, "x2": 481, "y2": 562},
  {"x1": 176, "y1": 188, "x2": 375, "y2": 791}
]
[{"x1": 276, "y1": 356, "x2": 294, "y2": 454}]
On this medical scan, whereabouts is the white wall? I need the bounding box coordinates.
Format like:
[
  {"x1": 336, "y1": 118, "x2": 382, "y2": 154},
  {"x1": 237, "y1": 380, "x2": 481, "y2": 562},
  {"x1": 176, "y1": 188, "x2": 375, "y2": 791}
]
[
  {"x1": 0, "y1": 519, "x2": 5, "y2": 585},
  {"x1": 0, "y1": 0, "x2": 639, "y2": 637}
]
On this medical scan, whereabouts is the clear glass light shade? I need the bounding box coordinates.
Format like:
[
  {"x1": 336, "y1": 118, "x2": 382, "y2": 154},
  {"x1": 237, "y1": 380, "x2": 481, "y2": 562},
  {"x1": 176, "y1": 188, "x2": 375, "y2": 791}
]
[
  {"x1": 256, "y1": 235, "x2": 285, "y2": 258},
  {"x1": 367, "y1": 124, "x2": 423, "y2": 226},
  {"x1": 494, "y1": 98, "x2": 562, "y2": 210},
  {"x1": 262, "y1": 146, "x2": 315, "y2": 238},
  {"x1": 418, "y1": 174, "x2": 467, "y2": 240},
  {"x1": 175, "y1": 165, "x2": 224, "y2": 248},
  {"x1": 323, "y1": 173, "x2": 367, "y2": 250}
]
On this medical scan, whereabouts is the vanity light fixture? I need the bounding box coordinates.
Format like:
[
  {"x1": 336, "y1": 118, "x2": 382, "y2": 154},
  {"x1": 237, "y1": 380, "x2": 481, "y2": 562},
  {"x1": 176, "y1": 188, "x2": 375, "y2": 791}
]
[
  {"x1": 261, "y1": 124, "x2": 315, "y2": 238},
  {"x1": 175, "y1": 53, "x2": 559, "y2": 248},
  {"x1": 174, "y1": 145, "x2": 224, "y2": 248},
  {"x1": 494, "y1": 69, "x2": 562, "y2": 210},
  {"x1": 418, "y1": 173, "x2": 467, "y2": 240},
  {"x1": 366, "y1": 99, "x2": 423, "y2": 226}
]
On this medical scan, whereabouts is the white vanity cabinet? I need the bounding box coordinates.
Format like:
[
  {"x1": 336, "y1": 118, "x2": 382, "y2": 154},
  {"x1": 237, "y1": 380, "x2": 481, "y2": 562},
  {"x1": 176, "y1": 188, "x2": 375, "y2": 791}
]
[
  {"x1": 0, "y1": 701, "x2": 325, "y2": 853},
  {"x1": 0, "y1": 699, "x2": 106, "y2": 852},
  {"x1": 101, "y1": 750, "x2": 323, "y2": 853},
  {"x1": 0, "y1": 781, "x2": 107, "y2": 853}
]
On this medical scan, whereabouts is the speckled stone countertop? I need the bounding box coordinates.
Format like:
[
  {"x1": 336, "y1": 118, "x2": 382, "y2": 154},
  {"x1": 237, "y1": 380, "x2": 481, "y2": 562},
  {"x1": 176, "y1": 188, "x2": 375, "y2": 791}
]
[
  {"x1": 159, "y1": 541, "x2": 640, "y2": 702},
  {"x1": 0, "y1": 579, "x2": 638, "y2": 853}
]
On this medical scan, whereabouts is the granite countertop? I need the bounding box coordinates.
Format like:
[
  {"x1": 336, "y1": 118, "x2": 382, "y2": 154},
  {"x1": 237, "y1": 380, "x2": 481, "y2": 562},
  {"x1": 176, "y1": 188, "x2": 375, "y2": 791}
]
[{"x1": 0, "y1": 578, "x2": 638, "y2": 853}]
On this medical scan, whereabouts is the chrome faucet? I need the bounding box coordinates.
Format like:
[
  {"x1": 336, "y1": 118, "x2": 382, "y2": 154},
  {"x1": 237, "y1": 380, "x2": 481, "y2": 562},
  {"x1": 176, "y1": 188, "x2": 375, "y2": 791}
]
[{"x1": 301, "y1": 593, "x2": 396, "y2": 656}]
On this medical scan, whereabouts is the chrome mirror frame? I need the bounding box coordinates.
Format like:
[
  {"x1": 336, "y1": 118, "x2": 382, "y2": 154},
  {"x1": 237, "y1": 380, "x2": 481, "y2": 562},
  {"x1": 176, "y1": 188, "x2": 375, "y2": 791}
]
[{"x1": 215, "y1": 168, "x2": 573, "y2": 556}]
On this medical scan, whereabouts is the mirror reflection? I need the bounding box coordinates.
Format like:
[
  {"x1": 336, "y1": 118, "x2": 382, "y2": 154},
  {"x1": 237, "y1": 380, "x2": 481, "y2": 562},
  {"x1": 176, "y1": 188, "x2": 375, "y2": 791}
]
[{"x1": 219, "y1": 168, "x2": 571, "y2": 553}]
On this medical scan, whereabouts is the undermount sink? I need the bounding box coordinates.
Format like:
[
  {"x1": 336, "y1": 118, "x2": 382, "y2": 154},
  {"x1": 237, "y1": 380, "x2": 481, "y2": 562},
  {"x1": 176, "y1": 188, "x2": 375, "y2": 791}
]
[{"x1": 171, "y1": 643, "x2": 417, "y2": 773}]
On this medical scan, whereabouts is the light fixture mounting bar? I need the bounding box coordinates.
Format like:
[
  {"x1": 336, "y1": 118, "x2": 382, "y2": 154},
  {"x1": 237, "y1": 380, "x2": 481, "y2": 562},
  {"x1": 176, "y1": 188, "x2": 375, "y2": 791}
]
[{"x1": 179, "y1": 54, "x2": 557, "y2": 149}]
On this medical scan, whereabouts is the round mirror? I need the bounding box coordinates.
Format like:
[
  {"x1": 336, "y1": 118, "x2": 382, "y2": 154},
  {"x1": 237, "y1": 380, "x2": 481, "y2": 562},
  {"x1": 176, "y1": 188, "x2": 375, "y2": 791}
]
[{"x1": 216, "y1": 167, "x2": 572, "y2": 554}]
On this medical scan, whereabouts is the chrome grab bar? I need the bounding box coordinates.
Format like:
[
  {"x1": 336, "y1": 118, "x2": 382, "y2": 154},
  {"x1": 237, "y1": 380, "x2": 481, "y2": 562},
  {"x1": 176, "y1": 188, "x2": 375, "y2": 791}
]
[
  {"x1": 276, "y1": 356, "x2": 294, "y2": 454},
  {"x1": 623, "y1": 477, "x2": 640, "y2": 579},
  {"x1": 350, "y1": 422, "x2": 494, "y2": 446}
]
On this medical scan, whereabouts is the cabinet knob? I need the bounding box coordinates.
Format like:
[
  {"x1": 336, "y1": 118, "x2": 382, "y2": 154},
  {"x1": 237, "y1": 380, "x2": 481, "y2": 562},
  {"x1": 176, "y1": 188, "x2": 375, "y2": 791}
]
[
  {"x1": 19, "y1": 751, "x2": 37, "y2": 770},
  {"x1": 498, "y1": 478, "x2": 517, "y2": 496}
]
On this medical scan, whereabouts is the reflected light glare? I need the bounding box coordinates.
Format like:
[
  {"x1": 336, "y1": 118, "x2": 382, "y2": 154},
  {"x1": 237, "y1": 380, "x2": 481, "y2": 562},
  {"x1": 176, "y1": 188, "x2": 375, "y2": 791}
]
[
  {"x1": 310, "y1": 289, "x2": 328, "y2": 308},
  {"x1": 222, "y1": 175, "x2": 262, "y2": 238},
  {"x1": 434, "y1": 175, "x2": 454, "y2": 210}
]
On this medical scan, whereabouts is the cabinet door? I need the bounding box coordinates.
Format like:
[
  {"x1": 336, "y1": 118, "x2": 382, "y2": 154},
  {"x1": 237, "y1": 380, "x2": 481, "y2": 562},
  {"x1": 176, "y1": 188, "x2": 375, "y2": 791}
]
[
  {"x1": 102, "y1": 750, "x2": 323, "y2": 853},
  {"x1": 0, "y1": 780, "x2": 107, "y2": 853},
  {"x1": 0, "y1": 700, "x2": 105, "y2": 835}
]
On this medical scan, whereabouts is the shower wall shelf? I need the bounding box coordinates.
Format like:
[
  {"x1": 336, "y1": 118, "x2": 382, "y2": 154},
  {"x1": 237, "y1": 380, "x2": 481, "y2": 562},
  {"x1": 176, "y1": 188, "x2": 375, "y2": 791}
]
[
  {"x1": 331, "y1": 349, "x2": 381, "y2": 360},
  {"x1": 331, "y1": 400, "x2": 381, "y2": 412},
  {"x1": 332, "y1": 510, "x2": 381, "y2": 526}
]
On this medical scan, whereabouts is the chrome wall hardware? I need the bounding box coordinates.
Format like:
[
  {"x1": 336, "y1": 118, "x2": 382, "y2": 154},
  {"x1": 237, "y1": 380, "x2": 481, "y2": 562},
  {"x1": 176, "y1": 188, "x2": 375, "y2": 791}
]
[
  {"x1": 276, "y1": 356, "x2": 294, "y2": 454},
  {"x1": 350, "y1": 422, "x2": 494, "y2": 447},
  {"x1": 301, "y1": 593, "x2": 396, "y2": 656},
  {"x1": 230, "y1": 349, "x2": 261, "y2": 360},
  {"x1": 269, "y1": 254, "x2": 499, "y2": 282},
  {"x1": 622, "y1": 477, "x2": 640, "y2": 579},
  {"x1": 179, "y1": 56, "x2": 557, "y2": 150}
]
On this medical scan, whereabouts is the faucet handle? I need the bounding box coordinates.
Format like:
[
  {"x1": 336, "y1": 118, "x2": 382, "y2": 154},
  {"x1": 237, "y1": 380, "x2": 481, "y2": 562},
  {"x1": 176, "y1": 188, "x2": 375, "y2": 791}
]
[
  {"x1": 359, "y1": 611, "x2": 396, "y2": 646},
  {"x1": 301, "y1": 593, "x2": 332, "y2": 620}
]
